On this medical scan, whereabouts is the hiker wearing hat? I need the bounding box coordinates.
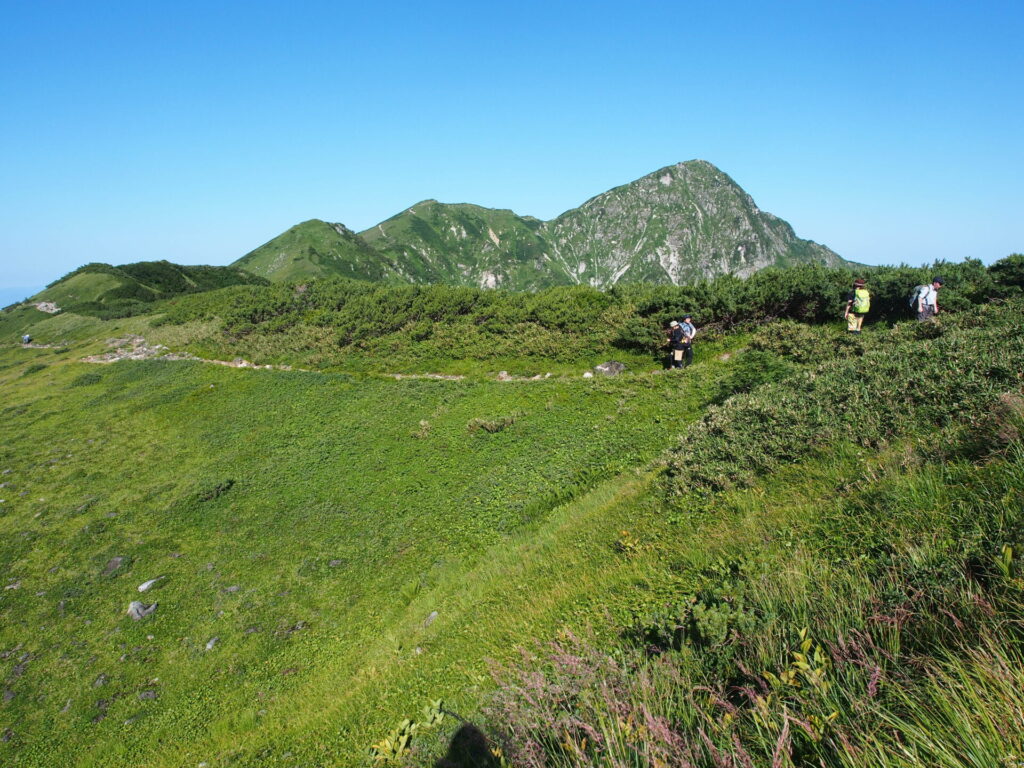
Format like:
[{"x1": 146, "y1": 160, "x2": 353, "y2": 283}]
[
  {"x1": 915, "y1": 277, "x2": 943, "y2": 321},
  {"x1": 844, "y1": 278, "x2": 870, "y2": 334},
  {"x1": 666, "y1": 320, "x2": 685, "y2": 369}
]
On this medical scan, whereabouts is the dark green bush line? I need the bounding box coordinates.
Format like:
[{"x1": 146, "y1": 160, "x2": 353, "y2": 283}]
[
  {"x1": 665, "y1": 299, "x2": 1024, "y2": 499},
  {"x1": 155, "y1": 257, "x2": 1023, "y2": 356}
]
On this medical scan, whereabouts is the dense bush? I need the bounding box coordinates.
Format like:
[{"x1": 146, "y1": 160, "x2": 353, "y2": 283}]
[
  {"x1": 154, "y1": 257, "x2": 1024, "y2": 364},
  {"x1": 666, "y1": 299, "x2": 1024, "y2": 498}
]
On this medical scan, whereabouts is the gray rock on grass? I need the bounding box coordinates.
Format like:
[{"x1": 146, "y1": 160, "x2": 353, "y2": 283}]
[
  {"x1": 127, "y1": 601, "x2": 157, "y2": 621},
  {"x1": 101, "y1": 557, "x2": 125, "y2": 577},
  {"x1": 137, "y1": 577, "x2": 164, "y2": 593},
  {"x1": 594, "y1": 361, "x2": 626, "y2": 376}
]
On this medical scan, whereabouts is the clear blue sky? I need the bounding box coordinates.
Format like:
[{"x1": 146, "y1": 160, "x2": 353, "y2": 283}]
[{"x1": 1, "y1": 0, "x2": 1021, "y2": 301}]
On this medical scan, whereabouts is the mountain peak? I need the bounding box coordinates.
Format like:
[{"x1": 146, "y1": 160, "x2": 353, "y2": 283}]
[{"x1": 232, "y1": 162, "x2": 847, "y2": 288}]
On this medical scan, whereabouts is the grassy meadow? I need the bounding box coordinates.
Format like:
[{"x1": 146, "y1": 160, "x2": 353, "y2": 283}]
[
  {"x1": 0, "y1": 327, "x2": 735, "y2": 766},
  {"x1": 1, "y1": 270, "x2": 1023, "y2": 767}
]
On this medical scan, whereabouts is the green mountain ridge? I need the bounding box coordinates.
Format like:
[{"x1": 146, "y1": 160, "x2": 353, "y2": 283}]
[
  {"x1": 232, "y1": 219, "x2": 396, "y2": 283},
  {"x1": 25, "y1": 261, "x2": 267, "y2": 317},
  {"x1": 231, "y1": 160, "x2": 854, "y2": 289}
]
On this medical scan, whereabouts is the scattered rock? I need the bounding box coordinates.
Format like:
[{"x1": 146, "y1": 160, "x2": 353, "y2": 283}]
[
  {"x1": 205, "y1": 637, "x2": 218, "y2": 651},
  {"x1": 594, "y1": 361, "x2": 626, "y2": 376},
  {"x1": 2, "y1": 728, "x2": 12, "y2": 742},
  {"x1": 61, "y1": 698, "x2": 72, "y2": 713},
  {"x1": 244, "y1": 626, "x2": 261, "y2": 635},
  {"x1": 34, "y1": 301, "x2": 61, "y2": 314},
  {"x1": 137, "y1": 690, "x2": 158, "y2": 700},
  {"x1": 718, "y1": 352, "x2": 732, "y2": 361},
  {"x1": 169, "y1": 552, "x2": 183, "y2": 559},
  {"x1": 223, "y1": 585, "x2": 240, "y2": 593},
  {"x1": 4, "y1": 581, "x2": 20, "y2": 591},
  {"x1": 137, "y1": 577, "x2": 164, "y2": 593},
  {"x1": 582, "y1": 371, "x2": 594, "y2": 378},
  {"x1": 92, "y1": 674, "x2": 108, "y2": 688},
  {"x1": 3, "y1": 690, "x2": 15, "y2": 703},
  {"x1": 328, "y1": 559, "x2": 343, "y2": 567},
  {"x1": 101, "y1": 556, "x2": 125, "y2": 577},
  {"x1": 424, "y1": 611, "x2": 438, "y2": 627},
  {"x1": 127, "y1": 601, "x2": 157, "y2": 621},
  {"x1": 10, "y1": 661, "x2": 29, "y2": 679},
  {"x1": 496, "y1": 370, "x2": 512, "y2": 381}
]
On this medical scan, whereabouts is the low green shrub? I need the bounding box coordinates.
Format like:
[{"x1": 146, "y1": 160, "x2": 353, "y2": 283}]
[{"x1": 666, "y1": 300, "x2": 1024, "y2": 498}]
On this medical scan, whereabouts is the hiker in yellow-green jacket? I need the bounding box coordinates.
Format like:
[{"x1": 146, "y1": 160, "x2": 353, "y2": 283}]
[{"x1": 844, "y1": 278, "x2": 870, "y2": 334}]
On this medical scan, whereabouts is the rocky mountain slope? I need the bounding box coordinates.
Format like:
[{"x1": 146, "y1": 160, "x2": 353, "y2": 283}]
[
  {"x1": 542, "y1": 160, "x2": 846, "y2": 285},
  {"x1": 232, "y1": 160, "x2": 851, "y2": 289}
]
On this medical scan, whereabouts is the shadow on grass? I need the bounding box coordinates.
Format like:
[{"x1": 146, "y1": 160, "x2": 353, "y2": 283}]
[{"x1": 434, "y1": 723, "x2": 502, "y2": 768}]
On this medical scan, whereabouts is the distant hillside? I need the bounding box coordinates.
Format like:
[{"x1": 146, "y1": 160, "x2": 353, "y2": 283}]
[
  {"x1": 359, "y1": 201, "x2": 572, "y2": 290},
  {"x1": 233, "y1": 220, "x2": 396, "y2": 282},
  {"x1": 232, "y1": 160, "x2": 854, "y2": 289},
  {"x1": 30, "y1": 261, "x2": 267, "y2": 317}
]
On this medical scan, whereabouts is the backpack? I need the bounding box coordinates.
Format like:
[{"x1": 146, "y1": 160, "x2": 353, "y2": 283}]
[
  {"x1": 852, "y1": 288, "x2": 870, "y2": 313},
  {"x1": 908, "y1": 285, "x2": 929, "y2": 308}
]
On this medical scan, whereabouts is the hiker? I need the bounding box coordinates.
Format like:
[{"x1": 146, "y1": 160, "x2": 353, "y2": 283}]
[
  {"x1": 843, "y1": 278, "x2": 870, "y2": 333},
  {"x1": 914, "y1": 277, "x2": 943, "y2": 321},
  {"x1": 21, "y1": 334, "x2": 31, "y2": 345},
  {"x1": 667, "y1": 320, "x2": 685, "y2": 369},
  {"x1": 679, "y1": 314, "x2": 697, "y2": 367}
]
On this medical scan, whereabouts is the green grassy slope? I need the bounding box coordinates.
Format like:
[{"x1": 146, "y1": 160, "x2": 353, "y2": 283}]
[
  {"x1": 233, "y1": 220, "x2": 397, "y2": 283},
  {"x1": 0, "y1": 343, "x2": 729, "y2": 766},
  {"x1": 2, "y1": 283, "x2": 1023, "y2": 767},
  {"x1": 27, "y1": 262, "x2": 267, "y2": 320},
  {"x1": 360, "y1": 201, "x2": 571, "y2": 290}
]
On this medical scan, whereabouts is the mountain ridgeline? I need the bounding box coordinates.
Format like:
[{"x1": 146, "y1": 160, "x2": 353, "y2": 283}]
[{"x1": 232, "y1": 160, "x2": 851, "y2": 288}]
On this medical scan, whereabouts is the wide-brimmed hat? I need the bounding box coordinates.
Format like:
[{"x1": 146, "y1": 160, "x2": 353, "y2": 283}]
[
  {"x1": 669, "y1": 320, "x2": 679, "y2": 327},
  {"x1": 853, "y1": 278, "x2": 866, "y2": 287}
]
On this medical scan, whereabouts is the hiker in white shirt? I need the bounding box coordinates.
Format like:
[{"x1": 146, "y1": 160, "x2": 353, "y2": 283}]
[{"x1": 916, "y1": 277, "x2": 943, "y2": 321}]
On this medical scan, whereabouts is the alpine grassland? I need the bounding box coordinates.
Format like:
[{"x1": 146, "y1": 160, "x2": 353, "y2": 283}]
[{"x1": 1, "y1": 256, "x2": 1022, "y2": 767}]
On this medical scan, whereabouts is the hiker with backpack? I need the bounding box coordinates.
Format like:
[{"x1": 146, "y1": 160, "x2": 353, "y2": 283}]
[
  {"x1": 912, "y1": 277, "x2": 943, "y2": 321},
  {"x1": 679, "y1": 315, "x2": 696, "y2": 367},
  {"x1": 666, "y1": 317, "x2": 697, "y2": 369},
  {"x1": 844, "y1": 278, "x2": 870, "y2": 334},
  {"x1": 667, "y1": 321, "x2": 685, "y2": 369}
]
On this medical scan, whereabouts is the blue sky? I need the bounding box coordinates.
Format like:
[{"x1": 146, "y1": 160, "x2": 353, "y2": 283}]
[{"x1": 1, "y1": 0, "x2": 1021, "y2": 301}]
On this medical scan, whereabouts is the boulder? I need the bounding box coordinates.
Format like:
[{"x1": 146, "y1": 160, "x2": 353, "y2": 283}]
[
  {"x1": 127, "y1": 601, "x2": 157, "y2": 621},
  {"x1": 594, "y1": 361, "x2": 626, "y2": 376}
]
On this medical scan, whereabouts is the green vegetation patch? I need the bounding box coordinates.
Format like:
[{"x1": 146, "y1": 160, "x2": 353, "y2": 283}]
[{"x1": 0, "y1": 348, "x2": 723, "y2": 766}]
